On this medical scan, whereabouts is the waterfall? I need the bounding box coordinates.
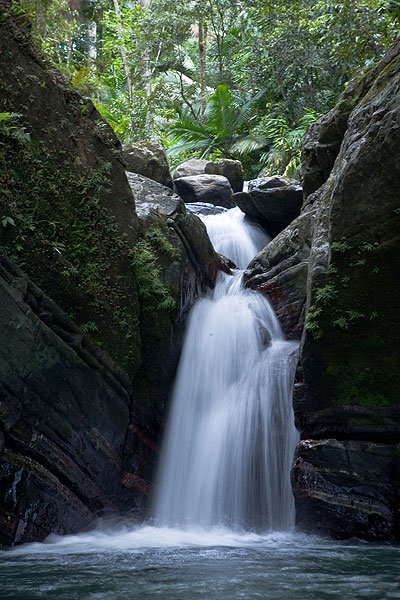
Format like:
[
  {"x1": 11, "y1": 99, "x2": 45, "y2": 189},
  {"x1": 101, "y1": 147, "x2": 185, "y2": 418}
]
[{"x1": 154, "y1": 207, "x2": 299, "y2": 531}]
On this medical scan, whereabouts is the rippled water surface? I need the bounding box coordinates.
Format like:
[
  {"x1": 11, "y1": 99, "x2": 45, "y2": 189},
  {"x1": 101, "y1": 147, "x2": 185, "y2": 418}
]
[{"x1": 1, "y1": 525, "x2": 399, "y2": 599}]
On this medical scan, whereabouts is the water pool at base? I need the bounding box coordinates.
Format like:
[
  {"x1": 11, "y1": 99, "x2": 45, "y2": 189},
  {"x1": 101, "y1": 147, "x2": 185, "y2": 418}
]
[{"x1": 1, "y1": 525, "x2": 399, "y2": 600}]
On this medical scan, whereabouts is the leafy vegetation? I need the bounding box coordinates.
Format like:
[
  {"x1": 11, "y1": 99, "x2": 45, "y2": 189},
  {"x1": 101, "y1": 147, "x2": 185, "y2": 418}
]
[{"x1": 12, "y1": 0, "x2": 399, "y2": 175}]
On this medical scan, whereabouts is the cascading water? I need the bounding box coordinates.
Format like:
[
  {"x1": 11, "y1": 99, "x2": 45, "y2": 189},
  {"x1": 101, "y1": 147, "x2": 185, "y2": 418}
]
[
  {"x1": 154, "y1": 207, "x2": 299, "y2": 531},
  {"x1": 4, "y1": 209, "x2": 399, "y2": 600}
]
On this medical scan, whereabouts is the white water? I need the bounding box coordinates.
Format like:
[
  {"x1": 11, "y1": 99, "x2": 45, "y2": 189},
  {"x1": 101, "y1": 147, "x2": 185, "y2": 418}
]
[{"x1": 154, "y1": 207, "x2": 299, "y2": 531}]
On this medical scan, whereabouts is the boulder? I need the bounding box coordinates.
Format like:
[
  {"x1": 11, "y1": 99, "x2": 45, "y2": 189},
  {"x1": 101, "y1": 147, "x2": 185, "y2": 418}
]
[
  {"x1": 173, "y1": 158, "x2": 244, "y2": 193},
  {"x1": 173, "y1": 159, "x2": 209, "y2": 179},
  {"x1": 233, "y1": 177, "x2": 303, "y2": 236},
  {"x1": 173, "y1": 174, "x2": 235, "y2": 208},
  {"x1": 205, "y1": 159, "x2": 244, "y2": 192},
  {"x1": 244, "y1": 204, "x2": 315, "y2": 339},
  {"x1": 122, "y1": 141, "x2": 173, "y2": 188}
]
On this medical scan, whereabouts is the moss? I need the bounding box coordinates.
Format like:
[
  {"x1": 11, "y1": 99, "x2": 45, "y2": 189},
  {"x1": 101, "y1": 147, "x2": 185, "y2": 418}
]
[
  {"x1": 306, "y1": 221, "x2": 400, "y2": 409},
  {"x1": 0, "y1": 118, "x2": 140, "y2": 374},
  {"x1": 361, "y1": 53, "x2": 400, "y2": 104}
]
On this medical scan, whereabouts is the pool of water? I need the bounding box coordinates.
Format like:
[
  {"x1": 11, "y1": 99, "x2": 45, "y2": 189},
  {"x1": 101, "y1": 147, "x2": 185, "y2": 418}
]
[{"x1": 1, "y1": 524, "x2": 399, "y2": 599}]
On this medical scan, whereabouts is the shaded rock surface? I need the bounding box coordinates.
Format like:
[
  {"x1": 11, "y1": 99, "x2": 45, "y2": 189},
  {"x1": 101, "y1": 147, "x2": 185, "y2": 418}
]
[
  {"x1": 0, "y1": 11, "x2": 140, "y2": 375},
  {"x1": 292, "y1": 439, "x2": 400, "y2": 541},
  {"x1": 244, "y1": 205, "x2": 315, "y2": 339},
  {"x1": 0, "y1": 256, "x2": 145, "y2": 547},
  {"x1": 122, "y1": 141, "x2": 172, "y2": 188},
  {"x1": 245, "y1": 40, "x2": 400, "y2": 540},
  {"x1": 173, "y1": 174, "x2": 234, "y2": 208},
  {"x1": 234, "y1": 177, "x2": 303, "y2": 237}
]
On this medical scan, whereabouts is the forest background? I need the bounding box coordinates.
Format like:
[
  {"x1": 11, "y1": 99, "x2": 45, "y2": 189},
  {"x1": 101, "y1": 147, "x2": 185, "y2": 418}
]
[{"x1": 14, "y1": 0, "x2": 400, "y2": 177}]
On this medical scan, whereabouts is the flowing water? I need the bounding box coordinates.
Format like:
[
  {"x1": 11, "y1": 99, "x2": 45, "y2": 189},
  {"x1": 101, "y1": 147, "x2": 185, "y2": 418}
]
[
  {"x1": 1, "y1": 206, "x2": 399, "y2": 599},
  {"x1": 154, "y1": 207, "x2": 299, "y2": 531}
]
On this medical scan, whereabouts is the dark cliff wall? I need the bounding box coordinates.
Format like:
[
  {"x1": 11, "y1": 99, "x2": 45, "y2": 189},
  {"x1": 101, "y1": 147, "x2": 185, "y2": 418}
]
[
  {"x1": 245, "y1": 40, "x2": 400, "y2": 541},
  {"x1": 0, "y1": 6, "x2": 227, "y2": 546}
]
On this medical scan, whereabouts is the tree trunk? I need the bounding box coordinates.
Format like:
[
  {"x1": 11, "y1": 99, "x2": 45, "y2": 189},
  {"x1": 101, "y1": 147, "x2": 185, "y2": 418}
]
[
  {"x1": 87, "y1": 20, "x2": 97, "y2": 66},
  {"x1": 112, "y1": 0, "x2": 133, "y2": 104},
  {"x1": 198, "y1": 18, "x2": 207, "y2": 118}
]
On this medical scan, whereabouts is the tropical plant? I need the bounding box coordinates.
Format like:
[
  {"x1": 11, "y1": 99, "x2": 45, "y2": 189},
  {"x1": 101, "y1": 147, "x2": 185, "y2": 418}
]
[
  {"x1": 165, "y1": 84, "x2": 265, "y2": 159},
  {"x1": 257, "y1": 111, "x2": 320, "y2": 178}
]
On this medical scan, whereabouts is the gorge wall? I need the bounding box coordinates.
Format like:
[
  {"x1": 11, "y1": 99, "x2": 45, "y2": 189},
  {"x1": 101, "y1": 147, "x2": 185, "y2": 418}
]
[{"x1": 245, "y1": 39, "x2": 400, "y2": 540}]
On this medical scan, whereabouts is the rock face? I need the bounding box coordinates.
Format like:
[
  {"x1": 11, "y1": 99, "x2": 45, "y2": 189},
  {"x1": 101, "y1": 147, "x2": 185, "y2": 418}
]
[
  {"x1": 0, "y1": 256, "x2": 143, "y2": 546},
  {"x1": 292, "y1": 440, "x2": 400, "y2": 541},
  {"x1": 244, "y1": 205, "x2": 315, "y2": 339},
  {"x1": 246, "y1": 40, "x2": 400, "y2": 540},
  {"x1": 173, "y1": 158, "x2": 244, "y2": 192},
  {"x1": 0, "y1": 12, "x2": 140, "y2": 375},
  {"x1": 122, "y1": 141, "x2": 173, "y2": 188},
  {"x1": 173, "y1": 174, "x2": 234, "y2": 208},
  {"x1": 234, "y1": 177, "x2": 303, "y2": 237}
]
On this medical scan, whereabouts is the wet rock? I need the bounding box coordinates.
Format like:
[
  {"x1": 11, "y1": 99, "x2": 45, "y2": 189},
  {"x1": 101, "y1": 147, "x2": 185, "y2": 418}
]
[
  {"x1": 233, "y1": 178, "x2": 303, "y2": 236},
  {"x1": 244, "y1": 205, "x2": 315, "y2": 339},
  {"x1": 292, "y1": 439, "x2": 400, "y2": 541},
  {"x1": 185, "y1": 202, "x2": 227, "y2": 216},
  {"x1": 173, "y1": 174, "x2": 234, "y2": 208},
  {"x1": 123, "y1": 141, "x2": 172, "y2": 188}
]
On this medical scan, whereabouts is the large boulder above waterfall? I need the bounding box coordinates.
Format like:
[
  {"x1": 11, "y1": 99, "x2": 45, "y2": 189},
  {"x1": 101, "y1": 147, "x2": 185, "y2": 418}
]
[
  {"x1": 173, "y1": 174, "x2": 235, "y2": 208},
  {"x1": 245, "y1": 40, "x2": 400, "y2": 541},
  {"x1": 173, "y1": 159, "x2": 208, "y2": 179},
  {"x1": 234, "y1": 177, "x2": 303, "y2": 236},
  {"x1": 205, "y1": 159, "x2": 244, "y2": 192},
  {"x1": 122, "y1": 141, "x2": 173, "y2": 188},
  {"x1": 173, "y1": 158, "x2": 244, "y2": 192}
]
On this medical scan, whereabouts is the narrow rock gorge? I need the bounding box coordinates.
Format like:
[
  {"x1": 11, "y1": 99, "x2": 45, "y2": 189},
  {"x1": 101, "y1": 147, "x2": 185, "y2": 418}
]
[{"x1": 1, "y1": 2, "x2": 399, "y2": 549}]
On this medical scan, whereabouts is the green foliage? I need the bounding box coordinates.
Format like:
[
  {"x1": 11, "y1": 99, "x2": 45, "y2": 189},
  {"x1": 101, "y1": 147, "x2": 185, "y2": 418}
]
[
  {"x1": 131, "y1": 239, "x2": 177, "y2": 316},
  {"x1": 13, "y1": 0, "x2": 400, "y2": 170},
  {"x1": 165, "y1": 84, "x2": 264, "y2": 160},
  {"x1": 256, "y1": 111, "x2": 320, "y2": 178}
]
